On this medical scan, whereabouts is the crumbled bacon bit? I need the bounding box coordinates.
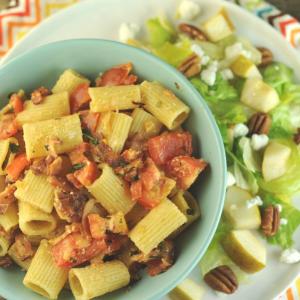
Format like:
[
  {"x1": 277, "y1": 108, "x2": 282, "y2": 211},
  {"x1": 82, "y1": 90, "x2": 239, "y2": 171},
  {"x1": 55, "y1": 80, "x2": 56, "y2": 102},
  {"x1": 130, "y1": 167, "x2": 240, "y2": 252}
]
[
  {"x1": 31, "y1": 87, "x2": 50, "y2": 105},
  {"x1": 0, "y1": 185, "x2": 16, "y2": 214},
  {"x1": 66, "y1": 173, "x2": 83, "y2": 189},
  {"x1": 0, "y1": 255, "x2": 13, "y2": 268},
  {"x1": 14, "y1": 234, "x2": 34, "y2": 261}
]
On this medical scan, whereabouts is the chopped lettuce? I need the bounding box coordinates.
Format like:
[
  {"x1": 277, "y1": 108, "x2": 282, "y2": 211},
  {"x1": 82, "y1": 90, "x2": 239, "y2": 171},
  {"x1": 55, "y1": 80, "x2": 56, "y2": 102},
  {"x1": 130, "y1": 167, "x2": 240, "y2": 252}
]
[
  {"x1": 262, "y1": 63, "x2": 294, "y2": 96},
  {"x1": 261, "y1": 193, "x2": 300, "y2": 248},
  {"x1": 152, "y1": 39, "x2": 192, "y2": 67},
  {"x1": 146, "y1": 17, "x2": 175, "y2": 47},
  {"x1": 259, "y1": 139, "x2": 300, "y2": 196},
  {"x1": 195, "y1": 40, "x2": 224, "y2": 60}
]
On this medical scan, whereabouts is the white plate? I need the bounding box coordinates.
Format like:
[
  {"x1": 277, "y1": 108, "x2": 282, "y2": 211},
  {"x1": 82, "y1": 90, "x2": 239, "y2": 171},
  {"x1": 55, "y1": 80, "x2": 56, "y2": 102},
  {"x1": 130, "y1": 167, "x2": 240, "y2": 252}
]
[{"x1": 2, "y1": 1, "x2": 300, "y2": 299}]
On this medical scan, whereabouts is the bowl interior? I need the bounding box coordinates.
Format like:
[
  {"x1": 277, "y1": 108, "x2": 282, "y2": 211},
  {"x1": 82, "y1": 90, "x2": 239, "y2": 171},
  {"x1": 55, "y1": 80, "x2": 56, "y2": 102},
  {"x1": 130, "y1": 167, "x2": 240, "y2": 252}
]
[{"x1": 0, "y1": 39, "x2": 226, "y2": 300}]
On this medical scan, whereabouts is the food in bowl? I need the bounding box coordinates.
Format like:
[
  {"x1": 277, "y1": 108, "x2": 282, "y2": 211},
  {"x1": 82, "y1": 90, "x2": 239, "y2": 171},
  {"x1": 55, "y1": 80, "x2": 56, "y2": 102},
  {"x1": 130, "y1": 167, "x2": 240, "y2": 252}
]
[{"x1": 0, "y1": 63, "x2": 207, "y2": 299}]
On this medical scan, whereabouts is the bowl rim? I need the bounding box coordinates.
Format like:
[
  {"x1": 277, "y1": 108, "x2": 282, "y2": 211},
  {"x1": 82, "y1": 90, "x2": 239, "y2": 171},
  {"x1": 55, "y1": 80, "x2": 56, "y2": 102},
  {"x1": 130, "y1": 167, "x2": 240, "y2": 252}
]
[{"x1": 0, "y1": 38, "x2": 227, "y2": 300}]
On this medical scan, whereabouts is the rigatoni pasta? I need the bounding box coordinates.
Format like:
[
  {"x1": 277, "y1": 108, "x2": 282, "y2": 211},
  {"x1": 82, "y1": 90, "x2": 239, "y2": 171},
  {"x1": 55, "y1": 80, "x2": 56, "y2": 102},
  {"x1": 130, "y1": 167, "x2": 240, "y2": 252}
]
[
  {"x1": 69, "y1": 261, "x2": 130, "y2": 300},
  {"x1": 89, "y1": 85, "x2": 141, "y2": 112},
  {"x1": 52, "y1": 69, "x2": 90, "y2": 94},
  {"x1": 23, "y1": 240, "x2": 68, "y2": 299},
  {"x1": 129, "y1": 199, "x2": 187, "y2": 254},
  {"x1": 23, "y1": 114, "x2": 83, "y2": 159},
  {"x1": 141, "y1": 81, "x2": 190, "y2": 130},
  {"x1": 16, "y1": 92, "x2": 70, "y2": 125},
  {"x1": 15, "y1": 170, "x2": 55, "y2": 213},
  {"x1": 18, "y1": 201, "x2": 57, "y2": 236},
  {"x1": 88, "y1": 164, "x2": 135, "y2": 214},
  {"x1": 0, "y1": 63, "x2": 207, "y2": 300}
]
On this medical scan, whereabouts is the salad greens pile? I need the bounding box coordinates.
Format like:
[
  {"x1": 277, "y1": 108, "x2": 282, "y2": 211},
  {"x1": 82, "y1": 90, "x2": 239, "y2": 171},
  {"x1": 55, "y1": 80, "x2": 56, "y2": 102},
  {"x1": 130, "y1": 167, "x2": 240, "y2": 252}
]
[{"x1": 129, "y1": 9, "x2": 300, "y2": 284}]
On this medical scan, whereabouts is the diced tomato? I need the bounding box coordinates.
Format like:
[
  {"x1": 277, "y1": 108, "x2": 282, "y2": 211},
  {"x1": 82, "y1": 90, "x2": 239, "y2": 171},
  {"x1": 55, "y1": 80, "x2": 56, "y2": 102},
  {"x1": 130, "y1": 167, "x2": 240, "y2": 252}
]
[
  {"x1": 137, "y1": 189, "x2": 161, "y2": 210},
  {"x1": 96, "y1": 63, "x2": 138, "y2": 87},
  {"x1": 74, "y1": 161, "x2": 100, "y2": 186},
  {"x1": 165, "y1": 156, "x2": 207, "y2": 190},
  {"x1": 140, "y1": 158, "x2": 160, "y2": 191},
  {"x1": 79, "y1": 111, "x2": 100, "y2": 133},
  {"x1": 69, "y1": 143, "x2": 90, "y2": 165},
  {"x1": 0, "y1": 115, "x2": 18, "y2": 140},
  {"x1": 87, "y1": 214, "x2": 106, "y2": 240},
  {"x1": 147, "y1": 132, "x2": 192, "y2": 166},
  {"x1": 70, "y1": 83, "x2": 91, "y2": 113},
  {"x1": 130, "y1": 180, "x2": 143, "y2": 201},
  {"x1": 52, "y1": 232, "x2": 107, "y2": 268},
  {"x1": 10, "y1": 94, "x2": 23, "y2": 114},
  {"x1": 6, "y1": 153, "x2": 30, "y2": 181}
]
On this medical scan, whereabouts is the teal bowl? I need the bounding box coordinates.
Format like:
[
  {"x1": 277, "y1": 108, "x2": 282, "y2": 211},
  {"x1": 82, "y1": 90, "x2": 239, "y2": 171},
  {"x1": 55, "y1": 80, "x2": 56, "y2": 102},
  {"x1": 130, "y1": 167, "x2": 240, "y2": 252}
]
[{"x1": 0, "y1": 39, "x2": 226, "y2": 300}]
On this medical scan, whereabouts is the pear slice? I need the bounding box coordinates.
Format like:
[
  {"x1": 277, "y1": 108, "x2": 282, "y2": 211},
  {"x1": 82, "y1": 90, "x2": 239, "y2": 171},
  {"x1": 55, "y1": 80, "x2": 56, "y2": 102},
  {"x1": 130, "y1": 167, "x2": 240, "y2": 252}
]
[
  {"x1": 224, "y1": 186, "x2": 261, "y2": 230},
  {"x1": 222, "y1": 230, "x2": 266, "y2": 273},
  {"x1": 262, "y1": 142, "x2": 291, "y2": 182},
  {"x1": 201, "y1": 8, "x2": 235, "y2": 42},
  {"x1": 241, "y1": 78, "x2": 280, "y2": 113},
  {"x1": 231, "y1": 55, "x2": 262, "y2": 79},
  {"x1": 169, "y1": 278, "x2": 205, "y2": 300}
]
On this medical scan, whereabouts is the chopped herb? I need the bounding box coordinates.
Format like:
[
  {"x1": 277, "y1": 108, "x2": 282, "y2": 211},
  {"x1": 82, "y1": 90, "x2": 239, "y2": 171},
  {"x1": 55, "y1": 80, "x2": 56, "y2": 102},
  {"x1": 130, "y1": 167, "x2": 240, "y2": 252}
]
[
  {"x1": 44, "y1": 144, "x2": 49, "y2": 151},
  {"x1": 9, "y1": 143, "x2": 19, "y2": 154},
  {"x1": 82, "y1": 128, "x2": 99, "y2": 145},
  {"x1": 186, "y1": 208, "x2": 195, "y2": 215},
  {"x1": 72, "y1": 163, "x2": 86, "y2": 171}
]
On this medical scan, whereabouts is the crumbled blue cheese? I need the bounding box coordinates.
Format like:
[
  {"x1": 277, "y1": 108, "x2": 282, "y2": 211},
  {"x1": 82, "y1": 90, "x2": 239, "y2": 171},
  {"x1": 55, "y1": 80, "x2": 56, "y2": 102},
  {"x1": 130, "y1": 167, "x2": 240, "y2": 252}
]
[
  {"x1": 190, "y1": 44, "x2": 210, "y2": 66},
  {"x1": 280, "y1": 248, "x2": 300, "y2": 264},
  {"x1": 251, "y1": 134, "x2": 269, "y2": 151},
  {"x1": 177, "y1": 0, "x2": 201, "y2": 20},
  {"x1": 220, "y1": 68, "x2": 234, "y2": 80},
  {"x1": 280, "y1": 218, "x2": 288, "y2": 226},
  {"x1": 227, "y1": 171, "x2": 236, "y2": 187},
  {"x1": 233, "y1": 123, "x2": 249, "y2": 138},
  {"x1": 246, "y1": 196, "x2": 263, "y2": 208},
  {"x1": 201, "y1": 61, "x2": 218, "y2": 86},
  {"x1": 225, "y1": 42, "x2": 251, "y2": 61},
  {"x1": 119, "y1": 22, "x2": 140, "y2": 42},
  {"x1": 276, "y1": 204, "x2": 283, "y2": 213}
]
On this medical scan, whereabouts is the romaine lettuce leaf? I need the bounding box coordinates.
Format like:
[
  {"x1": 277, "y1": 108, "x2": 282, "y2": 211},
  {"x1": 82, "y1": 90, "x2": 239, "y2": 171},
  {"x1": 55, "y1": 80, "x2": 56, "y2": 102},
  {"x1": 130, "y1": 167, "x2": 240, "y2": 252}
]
[
  {"x1": 261, "y1": 193, "x2": 300, "y2": 248},
  {"x1": 259, "y1": 139, "x2": 300, "y2": 196}
]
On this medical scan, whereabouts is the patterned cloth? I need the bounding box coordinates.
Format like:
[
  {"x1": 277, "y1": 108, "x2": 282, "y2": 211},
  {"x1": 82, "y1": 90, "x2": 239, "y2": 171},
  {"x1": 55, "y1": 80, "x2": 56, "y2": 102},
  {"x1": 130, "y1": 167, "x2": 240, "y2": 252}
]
[{"x1": 0, "y1": 1, "x2": 299, "y2": 300}]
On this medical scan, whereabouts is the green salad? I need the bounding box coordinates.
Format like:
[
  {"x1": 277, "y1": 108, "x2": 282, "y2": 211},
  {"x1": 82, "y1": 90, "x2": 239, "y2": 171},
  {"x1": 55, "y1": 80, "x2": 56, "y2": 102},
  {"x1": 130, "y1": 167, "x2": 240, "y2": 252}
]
[{"x1": 119, "y1": 1, "x2": 300, "y2": 297}]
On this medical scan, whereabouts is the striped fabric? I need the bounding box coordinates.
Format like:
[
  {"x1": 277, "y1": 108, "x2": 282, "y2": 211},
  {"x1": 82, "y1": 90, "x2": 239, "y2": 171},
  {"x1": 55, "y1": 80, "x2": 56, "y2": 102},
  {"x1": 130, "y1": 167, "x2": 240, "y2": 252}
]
[{"x1": 0, "y1": 1, "x2": 299, "y2": 300}]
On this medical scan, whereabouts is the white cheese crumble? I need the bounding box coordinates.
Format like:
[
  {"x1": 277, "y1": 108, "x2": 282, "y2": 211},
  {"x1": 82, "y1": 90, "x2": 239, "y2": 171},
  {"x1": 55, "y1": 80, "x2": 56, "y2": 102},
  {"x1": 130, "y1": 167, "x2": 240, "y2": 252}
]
[
  {"x1": 201, "y1": 60, "x2": 218, "y2": 86},
  {"x1": 280, "y1": 248, "x2": 300, "y2": 264},
  {"x1": 221, "y1": 68, "x2": 234, "y2": 80},
  {"x1": 246, "y1": 196, "x2": 263, "y2": 209},
  {"x1": 280, "y1": 218, "x2": 288, "y2": 226},
  {"x1": 251, "y1": 134, "x2": 269, "y2": 151},
  {"x1": 190, "y1": 44, "x2": 210, "y2": 66},
  {"x1": 119, "y1": 22, "x2": 140, "y2": 43},
  {"x1": 227, "y1": 171, "x2": 236, "y2": 187},
  {"x1": 233, "y1": 123, "x2": 249, "y2": 138},
  {"x1": 177, "y1": 0, "x2": 201, "y2": 20},
  {"x1": 276, "y1": 204, "x2": 283, "y2": 213},
  {"x1": 225, "y1": 42, "x2": 251, "y2": 61}
]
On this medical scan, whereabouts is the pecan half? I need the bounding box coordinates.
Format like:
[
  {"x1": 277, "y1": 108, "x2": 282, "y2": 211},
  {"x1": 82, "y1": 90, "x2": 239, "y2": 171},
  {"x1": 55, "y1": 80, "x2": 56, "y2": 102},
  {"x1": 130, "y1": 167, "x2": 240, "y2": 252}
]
[
  {"x1": 179, "y1": 23, "x2": 207, "y2": 41},
  {"x1": 257, "y1": 47, "x2": 273, "y2": 67},
  {"x1": 204, "y1": 265, "x2": 238, "y2": 294},
  {"x1": 178, "y1": 54, "x2": 201, "y2": 78},
  {"x1": 0, "y1": 255, "x2": 13, "y2": 268},
  {"x1": 294, "y1": 128, "x2": 300, "y2": 145},
  {"x1": 261, "y1": 205, "x2": 280, "y2": 237},
  {"x1": 248, "y1": 112, "x2": 272, "y2": 136}
]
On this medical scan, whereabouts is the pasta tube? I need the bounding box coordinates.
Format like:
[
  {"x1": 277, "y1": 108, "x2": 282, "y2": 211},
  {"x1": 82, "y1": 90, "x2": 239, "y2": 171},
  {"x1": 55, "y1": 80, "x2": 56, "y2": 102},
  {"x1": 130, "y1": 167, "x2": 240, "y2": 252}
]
[
  {"x1": 129, "y1": 199, "x2": 187, "y2": 254},
  {"x1": 141, "y1": 81, "x2": 190, "y2": 130},
  {"x1": 69, "y1": 261, "x2": 130, "y2": 300}
]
